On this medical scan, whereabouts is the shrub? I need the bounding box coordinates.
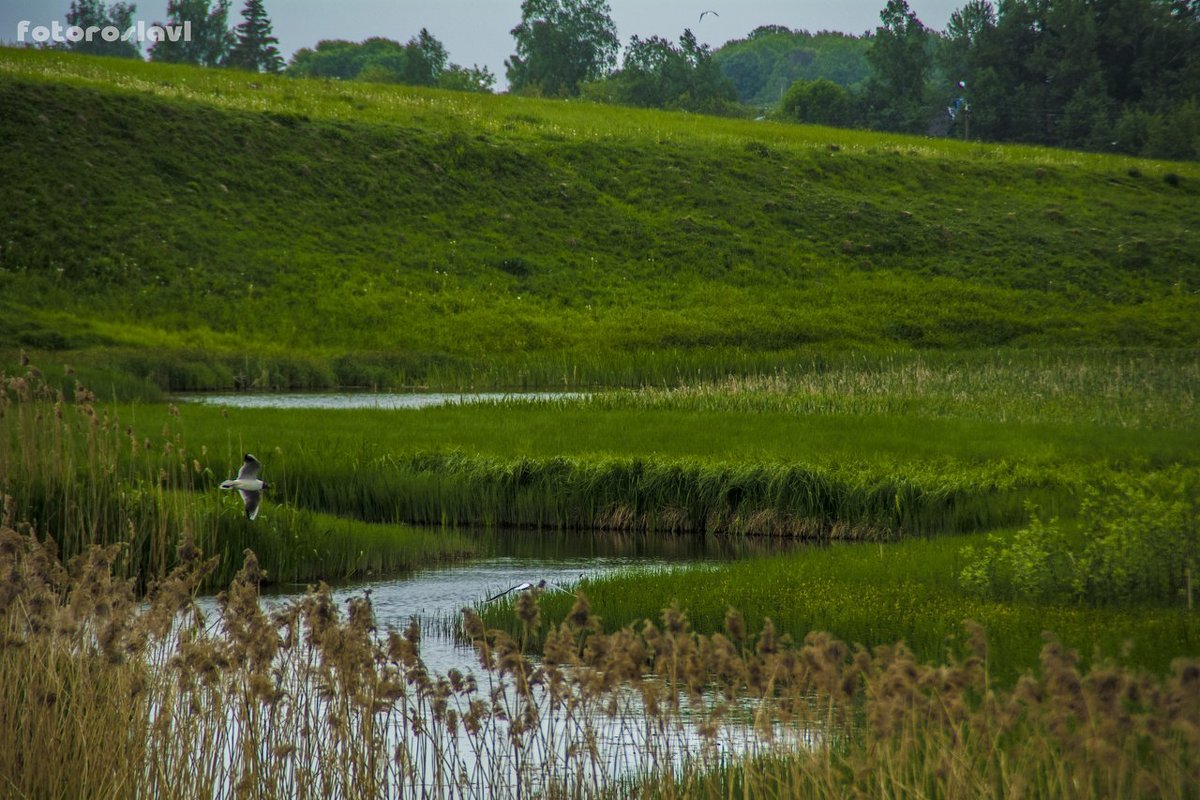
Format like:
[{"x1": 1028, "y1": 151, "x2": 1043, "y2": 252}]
[
  {"x1": 961, "y1": 469, "x2": 1200, "y2": 606},
  {"x1": 781, "y1": 78, "x2": 850, "y2": 127}
]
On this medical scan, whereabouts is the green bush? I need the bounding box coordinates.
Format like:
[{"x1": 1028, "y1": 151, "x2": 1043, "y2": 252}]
[{"x1": 960, "y1": 469, "x2": 1200, "y2": 606}]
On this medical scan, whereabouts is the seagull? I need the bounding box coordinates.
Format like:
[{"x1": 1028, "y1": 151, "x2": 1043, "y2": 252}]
[
  {"x1": 220, "y1": 453, "x2": 269, "y2": 520},
  {"x1": 485, "y1": 579, "x2": 571, "y2": 603},
  {"x1": 699, "y1": 9, "x2": 719, "y2": 21}
]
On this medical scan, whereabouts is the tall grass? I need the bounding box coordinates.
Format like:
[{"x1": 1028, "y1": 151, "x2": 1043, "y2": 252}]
[
  {"x1": 479, "y1": 532, "x2": 1200, "y2": 682},
  {"x1": 0, "y1": 365, "x2": 470, "y2": 587},
  {"x1": 588, "y1": 348, "x2": 1200, "y2": 430},
  {"x1": 163, "y1": 348, "x2": 1200, "y2": 539},
  {"x1": 276, "y1": 449, "x2": 1071, "y2": 540},
  {"x1": 3, "y1": 525, "x2": 1197, "y2": 799}
]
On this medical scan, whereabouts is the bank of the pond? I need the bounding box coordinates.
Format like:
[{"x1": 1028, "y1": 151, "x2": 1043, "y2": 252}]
[
  {"x1": 161, "y1": 386, "x2": 1198, "y2": 540},
  {"x1": 480, "y1": 532, "x2": 1200, "y2": 684},
  {"x1": 0, "y1": 370, "x2": 475, "y2": 588}
]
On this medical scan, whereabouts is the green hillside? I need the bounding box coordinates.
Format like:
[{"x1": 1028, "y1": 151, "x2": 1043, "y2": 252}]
[{"x1": 1, "y1": 48, "x2": 1197, "y2": 391}]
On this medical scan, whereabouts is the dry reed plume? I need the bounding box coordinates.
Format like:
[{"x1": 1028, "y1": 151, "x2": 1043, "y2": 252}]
[{"x1": 1, "y1": 514, "x2": 1196, "y2": 799}]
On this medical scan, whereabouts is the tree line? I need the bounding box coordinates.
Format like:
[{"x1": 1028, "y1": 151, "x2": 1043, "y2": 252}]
[
  {"x1": 43, "y1": 0, "x2": 1200, "y2": 159},
  {"x1": 839, "y1": 0, "x2": 1200, "y2": 160}
]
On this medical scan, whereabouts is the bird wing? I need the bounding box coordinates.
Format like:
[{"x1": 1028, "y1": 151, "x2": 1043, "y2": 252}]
[
  {"x1": 237, "y1": 454, "x2": 262, "y2": 481},
  {"x1": 485, "y1": 582, "x2": 533, "y2": 602},
  {"x1": 486, "y1": 586, "x2": 515, "y2": 602},
  {"x1": 240, "y1": 489, "x2": 262, "y2": 520}
]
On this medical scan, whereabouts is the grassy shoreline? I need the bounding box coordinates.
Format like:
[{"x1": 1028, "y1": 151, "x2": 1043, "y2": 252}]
[
  {"x1": 477, "y1": 533, "x2": 1200, "y2": 683},
  {"x1": 4, "y1": 525, "x2": 1196, "y2": 799}
]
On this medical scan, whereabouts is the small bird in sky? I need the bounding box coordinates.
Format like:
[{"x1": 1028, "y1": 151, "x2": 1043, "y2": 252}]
[
  {"x1": 699, "y1": 10, "x2": 719, "y2": 22},
  {"x1": 220, "y1": 453, "x2": 268, "y2": 520}
]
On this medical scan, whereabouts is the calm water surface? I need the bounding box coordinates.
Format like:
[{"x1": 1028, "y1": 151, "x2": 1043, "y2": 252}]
[
  {"x1": 175, "y1": 391, "x2": 587, "y2": 410},
  {"x1": 247, "y1": 529, "x2": 806, "y2": 676}
]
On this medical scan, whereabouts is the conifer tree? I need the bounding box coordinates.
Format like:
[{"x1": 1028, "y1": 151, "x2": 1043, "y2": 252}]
[{"x1": 225, "y1": 0, "x2": 283, "y2": 73}]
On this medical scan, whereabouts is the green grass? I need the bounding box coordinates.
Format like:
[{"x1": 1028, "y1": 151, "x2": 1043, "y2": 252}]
[
  {"x1": 6, "y1": 350, "x2": 1196, "y2": 682},
  {"x1": 152, "y1": 350, "x2": 1196, "y2": 540},
  {"x1": 1, "y1": 49, "x2": 1198, "y2": 391},
  {"x1": 0, "y1": 369, "x2": 472, "y2": 588},
  {"x1": 479, "y1": 532, "x2": 1200, "y2": 683}
]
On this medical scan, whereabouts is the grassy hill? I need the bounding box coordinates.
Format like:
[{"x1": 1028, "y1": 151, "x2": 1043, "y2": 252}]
[{"x1": 1, "y1": 48, "x2": 1197, "y2": 391}]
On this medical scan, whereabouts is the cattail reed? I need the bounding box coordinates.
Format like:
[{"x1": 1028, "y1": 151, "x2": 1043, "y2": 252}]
[{"x1": 1, "y1": 521, "x2": 1196, "y2": 799}]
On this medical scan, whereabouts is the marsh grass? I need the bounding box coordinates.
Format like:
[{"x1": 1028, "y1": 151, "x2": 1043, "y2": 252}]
[
  {"x1": 480, "y1": 534, "x2": 1200, "y2": 682},
  {"x1": 2, "y1": 524, "x2": 1197, "y2": 799},
  {"x1": 0, "y1": 365, "x2": 471, "y2": 588},
  {"x1": 165, "y1": 349, "x2": 1200, "y2": 541},
  {"x1": 276, "y1": 448, "x2": 1066, "y2": 540},
  {"x1": 588, "y1": 349, "x2": 1200, "y2": 430}
]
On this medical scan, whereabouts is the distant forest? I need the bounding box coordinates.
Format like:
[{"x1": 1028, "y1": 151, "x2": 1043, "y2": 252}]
[{"x1": 36, "y1": 0, "x2": 1200, "y2": 159}]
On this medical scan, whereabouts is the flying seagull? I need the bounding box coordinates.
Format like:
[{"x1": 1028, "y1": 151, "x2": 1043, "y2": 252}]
[
  {"x1": 699, "y1": 10, "x2": 719, "y2": 21},
  {"x1": 220, "y1": 453, "x2": 268, "y2": 520},
  {"x1": 485, "y1": 579, "x2": 571, "y2": 603}
]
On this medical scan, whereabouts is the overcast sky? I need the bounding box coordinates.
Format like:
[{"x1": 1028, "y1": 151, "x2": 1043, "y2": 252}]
[{"x1": 3, "y1": 1, "x2": 963, "y2": 88}]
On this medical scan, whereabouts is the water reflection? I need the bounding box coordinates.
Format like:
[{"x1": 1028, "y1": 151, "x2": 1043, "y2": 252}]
[
  {"x1": 467, "y1": 527, "x2": 812, "y2": 562},
  {"x1": 257, "y1": 528, "x2": 810, "y2": 677}
]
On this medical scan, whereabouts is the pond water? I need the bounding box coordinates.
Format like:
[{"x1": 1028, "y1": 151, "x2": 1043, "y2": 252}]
[
  {"x1": 190, "y1": 529, "x2": 816, "y2": 796},
  {"x1": 251, "y1": 528, "x2": 807, "y2": 677},
  {"x1": 175, "y1": 391, "x2": 587, "y2": 410}
]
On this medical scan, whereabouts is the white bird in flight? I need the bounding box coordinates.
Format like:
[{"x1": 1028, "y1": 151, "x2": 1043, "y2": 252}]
[
  {"x1": 699, "y1": 10, "x2": 719, "y2": 22},
  {"x1": 485, "y1": 579, "x2": 571, "y2": 603},
  {"x1": 220, "y1": 453, "x2": 268, "y2": 520}
]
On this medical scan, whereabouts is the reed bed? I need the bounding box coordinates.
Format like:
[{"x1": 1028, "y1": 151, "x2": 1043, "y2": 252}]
[
  {"x1": 479, "y1": 535, "x2": 1200, "y2": 683},
  {"x1": 158, "y1": 348, "x2": 1194, "y2": 542},
  {"x1": 584, "y1": 349, "x2": 1200, "y2": 430},
  {"x1": 278, "y1": 448, "x2": 1071, "y2": 540},
  {"x1": 0, "y1": 365, "x2": 470, "y2": 588},
  {"x1": 2, "y1": 522, "x2": 1197, "y2": 799}
]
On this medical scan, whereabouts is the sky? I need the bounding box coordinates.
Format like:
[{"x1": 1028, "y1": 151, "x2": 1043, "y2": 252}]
[{"x1": 2, "y1": 0, "x2": 964, "y2": 88}]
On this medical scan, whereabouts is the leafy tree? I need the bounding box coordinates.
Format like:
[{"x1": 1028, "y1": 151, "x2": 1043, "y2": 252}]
[
  {"x1": 286, "y1": 34, "x2": 460, "y2": 89},
  {"x1": 289, "y1": 40, "x2": 369, "y2": 80},
  {"x1": 225, "y1": 0, "x2": 283, "y2": 74},
  {"x1": 439, "y1": 64, "x2": 497, "y2": 93},
  {"x1": 864, "y1": 0, "x2": 932, "y2": 131},
  {"x1": 933, "y1": 0, "x2": 1199, "y2": 155},
  {"x1": 938, "y1": 0, "x2": 995, "y2": 86},
  {"x1": 781, "y1": 78, "x2": 850, "y2": 126},
  {"x1": 288, "y1": 38, "x2": 403, "y2": 81},
  {"x1": 714, "y1": 29, "x2": 871, "y2": 108},
  {"x1": 65, "y1": 1, "x2": 141, "y2": 59},
  {"x1": 1144, "y1": 101, "x2": 1200, "y2": 161},
  {"x1": 506, "y1": 0, "x2": 619, "y2": 96},
  {"x1": 401, "y1": 28, "x2": 447, "y2": 87},
  {"x1": 949, "y1": 0, "x2": 1050, "y2": 142},
  {"x1": 149, "y1": 0, "x2": 234, "y2": 67},
  {"x1": 602, "y1": 29, "x2": 737, "y2": 112}
]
